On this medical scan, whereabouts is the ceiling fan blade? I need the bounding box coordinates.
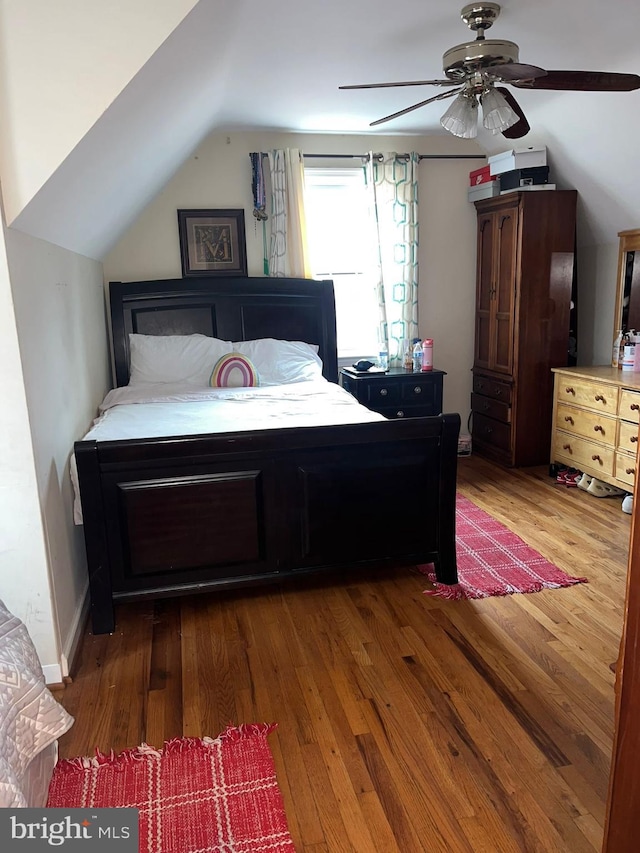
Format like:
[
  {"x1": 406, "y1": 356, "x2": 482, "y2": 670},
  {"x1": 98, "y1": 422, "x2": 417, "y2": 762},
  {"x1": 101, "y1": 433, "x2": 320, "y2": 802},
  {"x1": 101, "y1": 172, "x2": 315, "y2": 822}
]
[
  {"x1": 339, "y1": 79, "x2": 458, "y2": 90},
  {"x1": 512, "y1": 70, "x2": 640, "y2": 91},
  {"x1": 369, "y1": 87, "x2": 463, "y2": 127},
  {"x1": 493, "y1": 63, "x2": 548, "y2": 82},
  {"x1": 495, "y1": 87, "x2": 530, "y2": 139}
]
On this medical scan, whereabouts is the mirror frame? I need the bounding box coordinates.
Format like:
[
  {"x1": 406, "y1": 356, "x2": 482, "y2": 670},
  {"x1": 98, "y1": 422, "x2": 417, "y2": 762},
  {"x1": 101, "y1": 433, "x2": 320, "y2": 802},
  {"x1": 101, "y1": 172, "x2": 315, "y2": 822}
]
[{"x1": 613, "y1": 228, "x2": 640, "y2": 360}]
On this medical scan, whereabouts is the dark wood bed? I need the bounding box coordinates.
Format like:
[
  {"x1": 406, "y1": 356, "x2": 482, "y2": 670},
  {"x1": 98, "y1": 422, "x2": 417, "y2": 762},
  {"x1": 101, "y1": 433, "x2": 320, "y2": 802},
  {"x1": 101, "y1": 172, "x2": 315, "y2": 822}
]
[{"x1": 75, "y1": 276, "x2": 460, "y2": 634}]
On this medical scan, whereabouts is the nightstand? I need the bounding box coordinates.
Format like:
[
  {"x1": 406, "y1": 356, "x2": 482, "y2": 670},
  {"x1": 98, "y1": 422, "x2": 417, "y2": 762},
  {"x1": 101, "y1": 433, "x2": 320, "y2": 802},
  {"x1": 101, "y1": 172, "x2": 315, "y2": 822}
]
[{"x1": 341, "y1": 366, "x2": 445, "y2": 419}]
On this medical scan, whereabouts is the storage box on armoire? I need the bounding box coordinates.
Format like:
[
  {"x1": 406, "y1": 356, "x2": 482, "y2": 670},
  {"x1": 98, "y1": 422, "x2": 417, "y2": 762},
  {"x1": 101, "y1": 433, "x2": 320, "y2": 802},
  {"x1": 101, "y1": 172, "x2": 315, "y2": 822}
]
[
  {"x1": 488, "y1": 146, "x2": 547, "y2": 175},
  {"x1": 499, "y1": 166, "x2": 550, "y2": 191},
  {"x1": 469, "y1": 165, "x2": 492, "y2": 186}
]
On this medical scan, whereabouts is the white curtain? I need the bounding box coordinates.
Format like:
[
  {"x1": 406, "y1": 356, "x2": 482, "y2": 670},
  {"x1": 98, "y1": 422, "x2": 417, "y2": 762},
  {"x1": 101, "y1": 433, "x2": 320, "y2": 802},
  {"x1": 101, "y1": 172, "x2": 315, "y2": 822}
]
[
  {"x1": 364, "y1": 152, "x2": 419, "y2": 366},
  {"x1": 267, "y1": 149, "x2": 312, "y2": 278}
]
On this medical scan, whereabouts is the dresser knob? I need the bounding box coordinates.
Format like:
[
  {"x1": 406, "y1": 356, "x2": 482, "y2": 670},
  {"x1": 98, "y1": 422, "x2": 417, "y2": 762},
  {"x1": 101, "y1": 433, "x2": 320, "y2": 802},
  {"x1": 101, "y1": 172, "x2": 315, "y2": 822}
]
[
  {"x1": 565, "y1": 386, "x2": 575, "y2": 395},
  {"x1": 485, "y1": 426, "x2": 493, "y2": 434},
  {"x1": 631, "y1": 404, "x2": 640, "y2": 411},
  {"x1": 592, "y1": 454, "x2": 602, "y2": 462},
  {"x1": 564, "y1": 416, "x2": 574, "y2": 424},
  {"x1": 484, "y1": 402, "x2": 490, "y2": 410},
  {"x1": 632, "y1": 436, "x2": 638, "y2": 444},
  {"x1": 627, "y1": 468, "x2": 636, "y2": 475},
  {"x1": 594, "y1": 424, "x2": 604, "y2": 433},
  {"x1": 413, "y1": 386, "x2": 422, "y2": 394},
  {"x1": 379, "y1": 388, "x2": 388, "y2": 396},
  {"x1": 495, "y1": 389, "x2": 502, "y2": 396},
  {"x1": 562, "y1": 443, "x2": 572, "y2": 451}
]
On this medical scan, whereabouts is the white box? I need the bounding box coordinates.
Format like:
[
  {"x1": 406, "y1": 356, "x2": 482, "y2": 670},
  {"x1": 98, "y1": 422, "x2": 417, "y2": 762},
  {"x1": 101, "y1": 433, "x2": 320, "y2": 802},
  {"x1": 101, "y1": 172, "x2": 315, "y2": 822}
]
[
  {"x1": 489, "y1": 146, "x2": 547, "y2": 176},
  {"x1": 500, "y1": 184, "x2": 557, "y2": 195},
  {"x1": 468, "y1": 181, "x2": 501, "y2": 202}
]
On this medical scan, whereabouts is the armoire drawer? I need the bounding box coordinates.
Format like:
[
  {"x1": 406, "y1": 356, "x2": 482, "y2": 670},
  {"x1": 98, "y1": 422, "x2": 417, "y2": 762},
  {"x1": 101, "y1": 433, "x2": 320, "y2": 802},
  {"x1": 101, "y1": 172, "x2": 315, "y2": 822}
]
[
  {"x1": 472, "y1": 374, "x2": 512, "y2": 404},
  {"x1": 555, "y1": 378, "x2": 618, "y2": 415},
  {"x1": 555, "y1": 402, "x2": 616, "y2": 447},
  {"x1": 473, "y1": 412, "x2": 512, "y2": 453},
  {"x1": 471, "y1": 392, "x2": 511, "y2": 424}
]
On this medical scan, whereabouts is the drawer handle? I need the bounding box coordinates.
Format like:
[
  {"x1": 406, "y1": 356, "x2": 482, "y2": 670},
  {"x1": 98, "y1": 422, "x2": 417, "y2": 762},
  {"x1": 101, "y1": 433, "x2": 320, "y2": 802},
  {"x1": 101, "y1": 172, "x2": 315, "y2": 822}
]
[
  {"x1": 484, "y1": 402, "x2": 491, "y2": 410},
  {"x1": 631, "y1": 404, "x2": 640, "y2": 411},
  {"x1": 477, "y1": 382, "x2": 484, "y2": 389},
  {"x1": 632, "y1": 436, "x2": 638, "y2": 444},
  {"x1": 485, "y1": 427, "x2": 493, "y2": 434},
  {"x1": 495, "y1": 389, "x2": 502, "y2": 396},
  {"x1": 379, "y1": 388, "x2": 388, "y2": 396},
  {"x1": 413, "y1": 386, "x2": 422, "y2": 394},
  {"x1": 397, "y1": 410, "x2": 405, "y2": 418},
  {"x1": 564, "y1": 416, "x2": 574, "y2": 424},
  {"x1": 594, "y1": 394, "x2": 606, "y2": 403},
  {"x1": 565, "y1": 386, "x2": 575, "y2": 395},
  {"x1": 627, "y1": 468, "x2": 636, "y2": 475},
  {"x1": 592, "y1": 454, "x2": 602, "y2": 462},
  {"x1": 562, "y1": 443, "x2": 572, "y2": 452},
  {"x1": 594, "y1": 425, "x2": 604, "y2": 433}
]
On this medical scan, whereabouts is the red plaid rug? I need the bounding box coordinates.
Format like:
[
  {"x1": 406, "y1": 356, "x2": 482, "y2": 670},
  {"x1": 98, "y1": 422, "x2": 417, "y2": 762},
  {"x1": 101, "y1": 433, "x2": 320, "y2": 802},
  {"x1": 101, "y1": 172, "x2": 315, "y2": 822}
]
[
  {"x1": 420, "y1": 494, "x2": 588, "y2": 600},
  {"x1": 46, "y1": 724, "x2": 295, "y2": 852}
]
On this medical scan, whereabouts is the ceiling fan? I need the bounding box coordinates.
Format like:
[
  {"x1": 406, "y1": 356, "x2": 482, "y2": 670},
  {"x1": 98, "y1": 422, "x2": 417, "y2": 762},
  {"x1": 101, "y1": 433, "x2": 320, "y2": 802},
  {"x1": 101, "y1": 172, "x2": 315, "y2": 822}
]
[{"x1": 339, "y1": 2, "x2": 640, "y2": 139}]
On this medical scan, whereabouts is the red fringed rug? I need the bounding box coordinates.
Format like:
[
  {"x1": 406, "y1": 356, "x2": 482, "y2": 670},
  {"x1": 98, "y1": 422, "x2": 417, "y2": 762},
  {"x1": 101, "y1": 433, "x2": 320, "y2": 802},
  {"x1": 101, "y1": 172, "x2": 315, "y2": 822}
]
[
  {"x1": 46, "y1": 723, "x2": 295, "y2": 853},
  {"x1": 420, "y1": 494, "x2": 588, "y2": 600}
]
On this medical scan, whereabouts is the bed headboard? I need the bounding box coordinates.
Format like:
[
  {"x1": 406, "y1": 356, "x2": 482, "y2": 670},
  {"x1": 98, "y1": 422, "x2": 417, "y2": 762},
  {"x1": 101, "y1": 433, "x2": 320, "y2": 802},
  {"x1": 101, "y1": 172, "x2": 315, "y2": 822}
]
[{"x1": 108, "y1": 276, "x2": 338, "y2": 387}]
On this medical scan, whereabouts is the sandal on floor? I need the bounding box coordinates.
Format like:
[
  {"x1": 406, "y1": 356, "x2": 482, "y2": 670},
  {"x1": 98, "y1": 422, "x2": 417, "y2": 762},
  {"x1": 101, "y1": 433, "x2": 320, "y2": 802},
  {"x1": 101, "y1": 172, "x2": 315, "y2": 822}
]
[
  {"x1": 577, "y1": 473, "x2": 593, "y2": 491},
  {"x1": 586, "y1": 477, "x2": 626, "y2": 498}
]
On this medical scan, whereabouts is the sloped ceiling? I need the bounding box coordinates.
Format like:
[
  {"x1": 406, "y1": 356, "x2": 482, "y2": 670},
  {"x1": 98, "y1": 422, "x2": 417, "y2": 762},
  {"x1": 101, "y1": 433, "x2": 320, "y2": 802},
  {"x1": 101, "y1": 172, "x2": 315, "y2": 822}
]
[{"x1": 10, "y1": 0, "x2": 640, "y2": 259}]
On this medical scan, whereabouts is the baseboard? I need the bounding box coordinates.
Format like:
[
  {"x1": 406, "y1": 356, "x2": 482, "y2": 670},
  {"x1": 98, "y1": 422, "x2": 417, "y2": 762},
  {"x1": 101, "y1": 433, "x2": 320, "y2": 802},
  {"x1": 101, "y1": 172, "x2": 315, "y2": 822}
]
[
  {"x1": 58, "y1": 583, "x2": 90, "y2": 680},
  {"x1": 42, "y1": 663, "x2": 63, "y2": 685}
]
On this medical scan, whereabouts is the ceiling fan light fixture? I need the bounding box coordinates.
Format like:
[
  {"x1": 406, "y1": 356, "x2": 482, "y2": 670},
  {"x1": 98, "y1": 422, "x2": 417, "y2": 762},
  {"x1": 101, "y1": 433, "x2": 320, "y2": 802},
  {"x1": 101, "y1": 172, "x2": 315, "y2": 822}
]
[
  {"x1": 440, "y1": 91, "x2": 479, "y2": 138},
  {"x1": 481, "y1": 85, "x2": 519, "y2": 132}
]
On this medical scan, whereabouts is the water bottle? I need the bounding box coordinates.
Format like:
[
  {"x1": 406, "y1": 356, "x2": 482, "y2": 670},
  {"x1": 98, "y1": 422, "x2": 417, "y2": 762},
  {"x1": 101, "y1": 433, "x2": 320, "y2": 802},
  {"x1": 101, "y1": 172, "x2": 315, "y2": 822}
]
[
  {"x1": 378, "y1": 340, "x2": 389, "y2": 371},
  {"x1": 412, "y1": 339, "x2": 423, "y2": 372},
  {"x1": 421, "y1": 338, "x2": 433, "y2": 371}
]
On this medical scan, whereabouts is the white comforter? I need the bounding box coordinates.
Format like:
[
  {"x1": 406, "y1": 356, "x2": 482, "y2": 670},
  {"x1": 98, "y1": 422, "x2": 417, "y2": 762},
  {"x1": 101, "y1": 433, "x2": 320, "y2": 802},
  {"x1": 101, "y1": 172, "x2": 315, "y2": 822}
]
[
  {"x1": 72, "y1": 379, "x2": 385, "y2": 523},
  {"x1": 0, "y1": 600, "x2": 74, "y2": 807}
]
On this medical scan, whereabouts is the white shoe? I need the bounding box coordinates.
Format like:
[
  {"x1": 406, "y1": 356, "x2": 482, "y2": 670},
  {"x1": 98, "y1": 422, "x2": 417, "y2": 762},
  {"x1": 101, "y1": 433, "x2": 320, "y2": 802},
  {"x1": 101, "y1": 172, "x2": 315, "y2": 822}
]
[
  {"x1": 622, "y1": 495, "x2": 633, "y2": 514},
  {"x1": 586, "y1": 477, "x2": 626, "y2": 498},
  {"x1": 577, "y1": 473, "x2": 592, "y2": 491}
]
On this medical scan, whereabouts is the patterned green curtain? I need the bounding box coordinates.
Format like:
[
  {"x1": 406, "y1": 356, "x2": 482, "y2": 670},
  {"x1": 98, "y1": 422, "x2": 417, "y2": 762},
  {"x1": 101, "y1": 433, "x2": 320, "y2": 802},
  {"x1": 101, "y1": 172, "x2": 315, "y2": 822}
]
[{"x1": 364, "y1": 152, "x2": 419, "y2": 366}]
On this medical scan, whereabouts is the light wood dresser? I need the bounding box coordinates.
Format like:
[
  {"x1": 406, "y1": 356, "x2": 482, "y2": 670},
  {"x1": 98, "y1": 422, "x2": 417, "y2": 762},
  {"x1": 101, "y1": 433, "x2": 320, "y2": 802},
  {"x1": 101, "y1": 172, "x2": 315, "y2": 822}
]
[{"x1": 551, "y1": 365, "x2": 640, "y2": 492}]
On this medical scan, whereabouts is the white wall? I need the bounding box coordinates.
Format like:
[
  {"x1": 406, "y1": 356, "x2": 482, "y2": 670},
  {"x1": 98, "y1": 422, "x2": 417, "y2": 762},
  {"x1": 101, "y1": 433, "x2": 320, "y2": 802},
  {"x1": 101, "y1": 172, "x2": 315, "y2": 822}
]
[
  {"x1": 4, "y1": 229, "x2": 110, "y2": 680},
  {"x1": 104, "y1": 130, "x2": 481, "y2": 423},
  {"x1": 0, "y1": 0, "x2": 198, "y2": 224}
]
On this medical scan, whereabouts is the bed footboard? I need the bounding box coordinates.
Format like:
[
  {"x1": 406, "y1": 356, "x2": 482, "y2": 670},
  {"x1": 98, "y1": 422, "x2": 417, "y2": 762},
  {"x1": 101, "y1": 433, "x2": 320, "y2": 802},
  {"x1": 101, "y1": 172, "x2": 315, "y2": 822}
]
[{"x1": 76, "y1": 413, "x2": 460, "y2": 634}]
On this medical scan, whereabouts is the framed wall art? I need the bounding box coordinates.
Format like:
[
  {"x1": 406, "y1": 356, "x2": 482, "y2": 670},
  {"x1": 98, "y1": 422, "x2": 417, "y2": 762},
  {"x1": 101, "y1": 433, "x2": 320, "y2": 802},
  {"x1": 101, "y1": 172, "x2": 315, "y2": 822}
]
[{"x1": 177, "y1": 209, "x2": 248, "y2": 277}]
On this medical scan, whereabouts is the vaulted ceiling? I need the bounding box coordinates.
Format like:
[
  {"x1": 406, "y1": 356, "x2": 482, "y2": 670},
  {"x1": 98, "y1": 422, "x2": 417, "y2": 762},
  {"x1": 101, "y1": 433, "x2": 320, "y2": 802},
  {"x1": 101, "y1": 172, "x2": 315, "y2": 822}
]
[{"x1": 6, "y1": 0, "x2": 640, "y2": 258}]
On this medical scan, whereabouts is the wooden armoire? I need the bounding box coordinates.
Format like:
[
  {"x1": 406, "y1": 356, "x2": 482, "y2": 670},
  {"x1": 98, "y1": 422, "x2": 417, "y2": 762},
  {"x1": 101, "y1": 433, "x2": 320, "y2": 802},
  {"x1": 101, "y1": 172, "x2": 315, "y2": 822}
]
[{"x1": 471, "y1": 189, "x2": 578, "y2": 467}]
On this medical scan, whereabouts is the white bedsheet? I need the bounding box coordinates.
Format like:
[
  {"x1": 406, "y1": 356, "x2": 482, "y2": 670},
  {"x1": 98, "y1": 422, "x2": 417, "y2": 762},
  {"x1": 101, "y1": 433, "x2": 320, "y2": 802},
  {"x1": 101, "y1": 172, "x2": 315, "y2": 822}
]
[
  {"x1": 71, "y1": 379, "x2": 385, "y2": 523},
  {"x1": 0, "y1": 600, "x2": 74, "y2": 807}
]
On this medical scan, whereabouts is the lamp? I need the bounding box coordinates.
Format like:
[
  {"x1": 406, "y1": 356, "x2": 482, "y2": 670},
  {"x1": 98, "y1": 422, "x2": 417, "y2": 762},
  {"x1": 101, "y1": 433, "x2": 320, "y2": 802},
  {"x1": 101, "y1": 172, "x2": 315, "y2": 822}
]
[
  {"x1": 439, "y1": 91, "x2": 479, "y2": 138},
  {"x1": 480, "y1": 86, "x2": 519, "y2": 134}
]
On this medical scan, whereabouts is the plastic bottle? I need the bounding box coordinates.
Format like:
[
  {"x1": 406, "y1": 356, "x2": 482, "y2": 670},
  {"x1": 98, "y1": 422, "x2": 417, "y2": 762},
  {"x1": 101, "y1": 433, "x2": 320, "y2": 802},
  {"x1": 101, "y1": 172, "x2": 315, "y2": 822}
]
[
  {"x1": 412, "y1": 338, "x2": 423, "y2": 372},
  {"x1": 378, "y1": 339, "x2": 389, "y2": 371},
  {"x1": 421, "y1": 338, "x2": 433, "y2": 371},
  {"x1": 622, "y1": 331, "x2": 636, "y2": 370},
  {"x1": 613, "y1": 329, "x2": 623, "y2": 367}
]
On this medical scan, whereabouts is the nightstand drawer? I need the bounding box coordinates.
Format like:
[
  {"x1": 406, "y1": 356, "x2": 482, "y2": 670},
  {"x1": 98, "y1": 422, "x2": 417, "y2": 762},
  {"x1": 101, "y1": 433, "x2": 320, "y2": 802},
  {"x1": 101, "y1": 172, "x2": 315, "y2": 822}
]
[
  {"x1": 364, "y1": 382, "x2": 400, "y2": 405},
  {"x1": 378, "y1": 405, "x2": 435, "y2": 420}
]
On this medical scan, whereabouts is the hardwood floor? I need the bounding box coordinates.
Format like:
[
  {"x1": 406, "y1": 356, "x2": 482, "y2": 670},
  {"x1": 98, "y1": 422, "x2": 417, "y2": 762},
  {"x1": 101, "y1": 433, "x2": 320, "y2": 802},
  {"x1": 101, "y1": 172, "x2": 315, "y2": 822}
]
[{"x1": 53, "y1": 455, "x2": 630, "y2": 852}]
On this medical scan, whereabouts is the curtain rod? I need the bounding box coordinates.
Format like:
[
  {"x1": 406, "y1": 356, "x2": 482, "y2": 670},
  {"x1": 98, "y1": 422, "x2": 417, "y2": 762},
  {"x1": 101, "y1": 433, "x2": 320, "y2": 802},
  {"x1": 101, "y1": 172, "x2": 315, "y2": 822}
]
[{"x1": 258, "y1": 152, "x2": 485, "y2": 161}]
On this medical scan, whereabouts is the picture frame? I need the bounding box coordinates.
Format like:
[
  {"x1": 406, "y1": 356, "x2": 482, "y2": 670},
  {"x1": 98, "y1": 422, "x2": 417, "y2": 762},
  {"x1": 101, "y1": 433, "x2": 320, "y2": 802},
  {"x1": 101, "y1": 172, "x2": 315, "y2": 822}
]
[{"x1": 177, "y1": 209, "x2": 248, "y2": 277}]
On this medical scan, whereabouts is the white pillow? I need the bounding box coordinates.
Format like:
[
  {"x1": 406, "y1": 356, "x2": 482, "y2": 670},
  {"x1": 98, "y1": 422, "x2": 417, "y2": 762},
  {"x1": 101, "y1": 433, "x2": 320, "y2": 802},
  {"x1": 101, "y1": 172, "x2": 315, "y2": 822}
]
[
  {"x1": 129, "y1": 333, "x2": 232, "y2": 386},
  {"x1": 233, "y1": 338, "x2": 323, "y2": 385}
]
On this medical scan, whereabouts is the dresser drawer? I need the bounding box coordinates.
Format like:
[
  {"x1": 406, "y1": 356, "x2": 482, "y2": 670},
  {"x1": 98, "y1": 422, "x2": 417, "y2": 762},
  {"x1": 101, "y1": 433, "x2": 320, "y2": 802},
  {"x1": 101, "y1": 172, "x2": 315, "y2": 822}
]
[
  {"x1": 615, "y1": 452, "x2": 637, "y2": 488},
  {"x1": 472, "y1": 392, "x2": 511, "y2": 424},
  {"x1": 363, "y1": 382, "x2": 400, "y2": 405},
  {"x1": 618, "y1": 419, "x2": 640, "y2": 454},
  {"x1": 555, "y1": 403, "x2": 616, "y2": 447},
  {"x1": 553, "y1": 432, "x2": 615, "y2": 477},
  {"x1": 619, "y1": 388, "x2": 640, "y2": 423},
  {"x1": 473, "y1": 374, "x2": 512, "y2": 404},
  {"x1": 473, "y1": 412, "x2": 512, "y2": 453},
  {"x1": 555, "y1": 377, "x2": 618, "y2": 415}
]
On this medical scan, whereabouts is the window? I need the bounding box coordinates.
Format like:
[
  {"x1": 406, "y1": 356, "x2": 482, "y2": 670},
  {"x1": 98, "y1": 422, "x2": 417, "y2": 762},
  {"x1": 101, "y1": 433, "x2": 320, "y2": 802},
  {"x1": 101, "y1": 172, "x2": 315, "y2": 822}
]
[{"x1": 304, "y1": 168, "x2": 378, "y2": 361}]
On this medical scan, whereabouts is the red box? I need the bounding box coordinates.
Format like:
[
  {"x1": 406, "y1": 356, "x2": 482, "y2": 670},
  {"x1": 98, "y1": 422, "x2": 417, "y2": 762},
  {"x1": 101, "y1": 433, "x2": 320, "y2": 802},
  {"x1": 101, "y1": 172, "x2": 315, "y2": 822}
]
[{"x1": 469, "y1": 165, "x2": 493, "y2": 186}]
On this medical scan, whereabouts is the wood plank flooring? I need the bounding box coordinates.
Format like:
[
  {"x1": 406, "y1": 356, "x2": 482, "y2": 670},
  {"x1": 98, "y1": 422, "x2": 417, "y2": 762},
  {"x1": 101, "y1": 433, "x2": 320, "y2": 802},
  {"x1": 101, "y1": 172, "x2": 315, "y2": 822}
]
[{"x1": 53, "y1": 455, "x2": 630, "y2": 852}]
